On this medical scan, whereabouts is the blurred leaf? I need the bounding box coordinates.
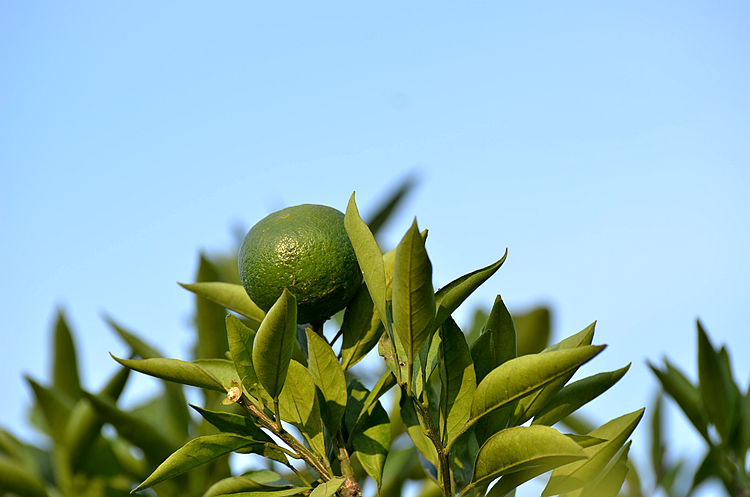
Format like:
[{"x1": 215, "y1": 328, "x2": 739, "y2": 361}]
[
  {"x1": 696, "y1": 320, "x2": 735, "y2": 439},
  {"x1": 190, "y1": 405, "x2": 271, "y2": 441},
  {"x1": 531, "y1": 364, "x2": 630, "y2": 427},
  {"x1": 179, "y1": 281, "x2": 265, "y2": 329},
  {"x1": 579, "y1": 440, "x2": 631, "y2": 497},
  {"x1": 366, "y1": 173, "x2": 417, "y2": 237},
  {"x1": 253, "y1": 288, "x2": 297, "y2": 399},
  {"x1": 305, "y1": 328, "x2": 347, "y2": 436},
  {"x1": 82, "y1": 391, "x2": 177, "y2": 463},
  {"x1": 648, "y1": 359, "x2": 708, "y2": 438},
  {"x1": 278, "y1": 360, "x2": 326, "y2": 458},
  {"x1": 649, "y1": 391, "x2": 664, "y2": 485},
  {"x1": 202, "y1": 473, "x2": 293, "y2": 497},
  {"x1": 434, "y1": 251, "x2": 507, "y2": 331},
  {"x1": 309, "y1": 477, "x2": 346, "y2": 497},
  {"x1": 392, "y1": 218, "x2": 436, "y2": 366},
  {"x1": 227, "y1": 314, "x2": 260, "y2": 398},
  {"x1": 0, "y1": 456, "x2": 49, "y2": 497},
  {"x1": 194, "y1": 255, "x2": 230, "y2": 360},
  {"x1": 470, "y1": 295, "x2": 517, "y2": 383},
  {"x1": 464, "y1": 308, "x2": 489, "y2": 347},
  {"x1": 514, "y1": 307, "x2": 552, "y2": 356},
  {"x1": 52, "y1": 309, "x2": 82, "y2": 401},
  {"x1": 470, "y1": 426, "x2": 586, "y2": 489},
  {"x1": 543, "y1": 408, "x2": 644, "y2": 496},
  {"x1": 25, "y1": 377, "x2": 73, "y2": 443},
  {"x1": 111, "y1": 354, "x2": 225, "y2": 391},
  {"x1": 381, "y1": 447, "x2": 424, "y2": 497},
  {"x1": 452, "y1": 345, "x2": 605, "y2": 449},
  {"x1": 105, "y1": 315, "x2": 162, "y2": 359},
  {"x1": 717, "y1": 345, "x2": 742, "y2": 450},
  {"x1": 340, "y1": 284, "x2": 384, "y2": 370},
  {"x1": 690, "y1": 447, "x2": 722, "y2": 494},
  {"x1": 133, "y1": 434, "x2": 289, "y2": 492},
  {"x1": 438, "y1": 317, "x2": 476, "y2": 444},
  {"x1": 345, "y1": 192, "x2": 388, "y2": 330}
]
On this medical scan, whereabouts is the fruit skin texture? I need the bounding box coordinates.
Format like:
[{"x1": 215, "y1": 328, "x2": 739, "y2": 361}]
[{"x1": 239, "y1": 204, "x2": 362, "y2": 324}]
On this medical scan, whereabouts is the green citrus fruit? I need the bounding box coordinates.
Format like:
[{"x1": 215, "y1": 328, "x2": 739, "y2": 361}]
[{"x1": 238, "y1": 204, "x2": 362, "y2": 324}]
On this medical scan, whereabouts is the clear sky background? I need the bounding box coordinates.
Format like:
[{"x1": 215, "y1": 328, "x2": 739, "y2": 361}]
[{"x1": 2, "y1": 2, "x2": 748, "y2": 496}]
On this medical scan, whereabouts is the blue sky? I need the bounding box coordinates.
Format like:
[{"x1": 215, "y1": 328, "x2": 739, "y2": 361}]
[{"x1": 2, "y1": 2, "x2": 749, "y2": 495}]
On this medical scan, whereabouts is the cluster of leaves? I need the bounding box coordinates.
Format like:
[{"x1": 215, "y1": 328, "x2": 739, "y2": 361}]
[
  {"x1": 99, "y1": 193, "x2": 642, "y2": 497},
  {"x1": 643, "y1": 321, "x2": 750, "y2": 497}
]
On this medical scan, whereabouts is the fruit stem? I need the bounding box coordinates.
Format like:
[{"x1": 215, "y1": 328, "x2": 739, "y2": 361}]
[
  {"x1": 412, "y1": 397, "x2": 453, "y2": 497},
  {"x1": 312, "y1": 321, "x2": 325, "y2": 338},
  {"x1": 335, "y1": 433, "x2": 362, "y2": 497}
]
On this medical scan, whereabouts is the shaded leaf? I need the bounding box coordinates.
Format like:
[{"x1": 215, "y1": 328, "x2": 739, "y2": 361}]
[
  {"x1": 180, "y1": 281, "x2": 265, "y2": 328},
  {"x1": 111, "y1": 354, "x2": 225, "y2": 391},
  {"x1": 438, "y1": 317, "x2": 476, "y2": 444},
  {"x1": 697, "y1": 320, "x2": 735, "y2": 440},
  {"x1": 253, "y1": 288, "x2": 297, "y2": 399},
  {"x1": 398, "y1": 393, "x2": 439, "y2": 468},
  {"x1": 190, "y1": 405, "x2": 271, "y2": 441},
  {"x1": 392, "y1": 219, "x2": 436, "y2": 366},
  {"x1": 340, "y1": 284, "x2": 384, "y2": 370},
  {"x1": 0, "y1": 456, "x2": 49, "y2": 497},
  {"x1": 104, "y1": 315, "x2": 162, "y2": 359},
  {"x1": 648, "y1": 359, "x2": 708, "y2": 438},
  {"x1": 133, "y1": 434, "x2": 288, "y2": 492},
  {"x1": 470, "y1": 295, "x2": 516, "y2": 383},
  {"x1": 278, "y1": 360, "x2": 326, "y2": 458},
  {"x1": 345, "y1": 193, "x2": 388, "y2": 330},
  {"x1": 52, "y1": 309, "x2": 81, "y2": 400},
  {"x1": 470, "y1": 425, "x2": 586, "y2": 489},
  {"x1": 514, "y1": 307, "x2": 552, "y2": 356},
  {"x1": 309, "y1": 477, "x2": 346, "y2": 497},
  {"x1": 305, "y1": 328, "x2": 347, "y2": 436},
  {"x1": 352, "y1": 394, "x2": 391, "y2": 490},
  {"x1": 24, "y1": 377, "x2": 73, "y2": 443},
  {"x1": 532, "y1": 364, "x2": 630, "y2": 427},
  {"x1": 579, "y1": 441, "x2": 631, "y2": 497},
  {"x1": 434, "y1": 251, "x2": 507, "y2": 330}
]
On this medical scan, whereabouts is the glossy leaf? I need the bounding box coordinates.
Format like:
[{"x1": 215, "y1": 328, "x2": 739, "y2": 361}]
[
  {"x1": 434, "y1": 251, "x2": 507, "y2": 329},
  {"x1": 532, "y1": 364, "x2": 630, "y2": 427},
  {"x1": 253, "y1": 288, "x2": 297, "y2": 399},
  {"x1": 82, "y1": 391, "x2": 177, "y2": 462},
  {"x1": 392, "y1": 218, "x2": 436, "y2": 366},
  {"x1": 190, "y1": 405, "x2": 271, "y2": 441},
  {"x1": 470, "y1": 425, "x2": 586, "y2": 489},
  {"x1": 52, "y1": 309, "x2": 81, "y2": 400},
  {"x1": 179, "y1": 281, "x2": 266, "y2": 328},
  {"x1": 133, "y1": 433, "x2": 287, "y2": 492},
  {"x1": 345, "y1": 192, "x2": 388, "y2": 329},
  {"x1": 340, "y1": 284, "x2": 384, "y2": 370},
  {"x1": 470, "y1": 295, "x2": 516, "y2": 383},
  {"x1": 451, "y1": 345, "x2": 605, "y2": 448},
  {"x1": 309, "y1": 477, "x2": 346, "y2": 497},
  {"x1": 226, "y1": 314, "x2": 259, "y2": 396},
  {"x1": 438, "y1": 317, "x2": 476, "y2": 444},
  {"x1": 111, "y1": 354, "x2": 225, "y2": 391},
  {"x1": 543, "y1": 408, "x2": 644, "y2": 496},
  {"x1": 278, "y1": 360, "x2": 326, "y2": 458},
  {"x1": 514, "y1": 307, "x2": 552, "y2": 356},
  {"x1": 0, "y1": 456, "x2": 49, "y2": 497},
  {"x1": 194, "y1": 255, "x2": 230, "y2": 360},
  {"x1": 305, "y1": 328, "x2": 347, "y2": 435}
]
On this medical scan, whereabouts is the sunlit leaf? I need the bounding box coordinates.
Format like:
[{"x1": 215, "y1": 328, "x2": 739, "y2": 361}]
[
  {"x1": 305, "y1": 328, "x2": 347, "y2": 436},
  {"x1": 190, "y1": 405, "x2": 271, "y2": 441},
  {"x1": 351, "y1": 393, "x2": 390, "y2": 490},
  {"x1": 470, "y1": 295, "x2": 516, "y2": 383},
  {"x1": 438, "y1": 317, "x2": 476, "y2": 444},
  {"x1": 179, "y1": 281, "x2": 266, "y2": 328},
  {"x1": 278, "y1": 360, "x2": 326, "y2": 458},
  {"x1": 309, "y1": 477, "x2": 346, "y2": 497},
  {"x1": 227, "y1": 314, "x2": 260, "y2": 397},
  {"x1": 111, "y1": 354, "x2": 225, "y2": 391},
  {"x1": 253, "y1": 288, "x2": 297, "y2": 399}
]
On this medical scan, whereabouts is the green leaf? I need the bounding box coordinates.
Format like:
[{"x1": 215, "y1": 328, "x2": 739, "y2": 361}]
[
  {"x1": 111, "y1": 354, "x2": 225, "y2": 391},
  {"x1": 345, "y1": 192, "x2": 388, "y2": 330},
  {"x1": 378, "y1": 328, "x2": 408, "y2": 383},
  {"x1": 469, "y1": 425, "x2": 586, "y2": 489},
  {"x1": 649, "y1": 392, "x2": 664, "y2": 484},
  {"x1": 81, "y1": 391, "x2": 177, "y2": 462},
  {"x1": 470, "y1": 295, "x2": 517, "y2": 383},
  {"x1": 104, "y1": 315, "x2": 162, "y2": 359},
  {"x1": 438, "y1": 317, "x2": 477, "y2": 444},
  {"x1": 194, "y1": 255, "x2": 230, "y2": 360},
  {"x1": 309, "y1": 477, "x2": 346, "y2": 497},
  {"x1": 52, "y1": 309, "x2": 82, "y2": 400},
  {"x1": 0, "y1": 456, "x2": 49, "y2": 497},
  {"x1": 133, "y1": 434, "x2": 287, "y2": 492},
  {"x1": 351, "y1": 394, "x2": 391, "y2": 490},
  {"x1": 278, "y1": 360, "x2": 327, "y2": 458},
  {"x1": 25, "y1": 376, "x2": 73, "y2": 443},
  {"x1": 202, "y1": 472, "x2": 294, "y2": 497},
  {"x1": 179, "y1": 281, "x2": 266, "y2": 329},
  {"x1": 543, "y1": 408, "x2": 644, "y2": 496},
  {"x1": 514, "y1": 307, "x2": 552, "y2": 356},
  {"x1": 210, "y1": 489, "x2": 310, "y2": 497},
  {"x1": 305, "y1": 328, "x2": 347, "y2": 436},
  {"x1": 449, "y1": 345, "x2": 605, "y2": 449},
  {"x1": 434, "y1": 251, "x2": 507, "y2": 329},
  {"x1": 648, "y1": 359, "x2": 708, "y2": 438},
  {"x1": 579, "y1": 441, "x2": 631, "y2": 497},
  {"x1": 226, "y1": 314, "x2": 260, "y2": 397},
  {"x1": 512, "y1": 323, "x2": 596, "y2": 424},
  {"x1": 398, "y1": 393, "x2": 439, "y2": 468},
  {"x1": 392, "y1": 218, "x2": 436, "y2": 366},
  {"x1": 350, "y1": 372, "x2": 397, "y2": 434},
  {"x1": 340, "y1": 284, "x2": 384, "y2": 370},
  {"x1": 190, "y1": 405, "x2": 271, "y2": 441},
  {"x1": 365, "y1": 173, "x2": 417, "y2": 237},
  {"x1": 253, "y1": 288, "x2": 297, "y2": 399},
  {"x1": 531, "y1": 364, "x2": 631, "y2": 426},
  {"x1": 697, "y1": 320, "x2": 735, "y2": 439}
]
